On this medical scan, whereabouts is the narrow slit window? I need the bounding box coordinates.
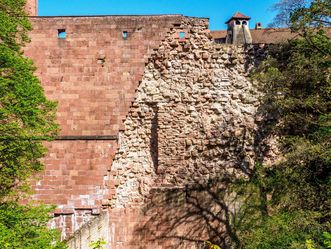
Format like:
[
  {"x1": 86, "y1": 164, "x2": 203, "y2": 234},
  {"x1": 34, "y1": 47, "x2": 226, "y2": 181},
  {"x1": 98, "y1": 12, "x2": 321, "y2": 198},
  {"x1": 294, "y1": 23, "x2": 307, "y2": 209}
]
[
  {"x1": 179, "y1": 31, "x2": 186, "y2": 39},
  {"x1": 58, "y1": 29, "x2": 66, "y2": 39},
  {"x1": 122, "y1": 31, "x2": 128, "y2": 40}
]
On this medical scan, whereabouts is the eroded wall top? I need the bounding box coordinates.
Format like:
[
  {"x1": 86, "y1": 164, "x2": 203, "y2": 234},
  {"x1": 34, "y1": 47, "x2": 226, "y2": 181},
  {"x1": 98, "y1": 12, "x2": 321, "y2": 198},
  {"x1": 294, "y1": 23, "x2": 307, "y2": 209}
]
[{"x1": 25, "y1": 0, "x2": 38, "y2": 16}]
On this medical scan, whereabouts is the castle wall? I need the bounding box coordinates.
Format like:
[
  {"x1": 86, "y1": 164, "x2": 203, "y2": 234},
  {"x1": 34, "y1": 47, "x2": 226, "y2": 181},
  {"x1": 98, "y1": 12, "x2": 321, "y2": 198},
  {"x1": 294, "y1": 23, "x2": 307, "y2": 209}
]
[
  {"x1": 25, "y1": 16, "x2": 182, "y2": 137},
  {"x1": 24, "y1": 15, "x2": 183, "y2": 237},
  {"x1": 24, "y1": 14, "x2": 274, "y2": 248}
]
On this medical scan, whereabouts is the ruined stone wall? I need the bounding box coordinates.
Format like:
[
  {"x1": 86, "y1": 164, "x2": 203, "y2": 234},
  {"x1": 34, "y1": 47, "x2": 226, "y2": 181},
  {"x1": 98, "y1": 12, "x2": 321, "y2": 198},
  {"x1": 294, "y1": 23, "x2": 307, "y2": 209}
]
[
  {"x1": 104, "y1": 18, "x2": 271, "y2": 248},
  {"x1": 24, "y1": 15, "x2": 183, "y2": 237},
  {"x1": 111, "y1": 18, "x2": 262, "y2": 209},
  {"x1": 24, "y1": 14, "x2": 273, "y2": 248}
]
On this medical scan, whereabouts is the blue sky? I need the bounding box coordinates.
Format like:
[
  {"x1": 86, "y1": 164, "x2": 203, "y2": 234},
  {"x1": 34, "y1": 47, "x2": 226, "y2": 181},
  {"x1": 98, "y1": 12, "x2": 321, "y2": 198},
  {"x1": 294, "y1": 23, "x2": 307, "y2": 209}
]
[{"x1": 39, "y1": 0, "x2": 280, "y2": 30}]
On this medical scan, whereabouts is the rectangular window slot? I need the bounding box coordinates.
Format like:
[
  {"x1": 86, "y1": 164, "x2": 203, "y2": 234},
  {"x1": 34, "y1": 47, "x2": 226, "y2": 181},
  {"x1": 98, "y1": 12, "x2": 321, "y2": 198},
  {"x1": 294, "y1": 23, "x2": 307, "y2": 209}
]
[
  {"x1": 179, "y1": 31, "x2": 186, "y2": 39},
  {"x1": 122, "y1": 31, "x2": 128, "y2": 40},
  {"x1": 58, "y1": 29, "x2": 66, "y2": 39}
]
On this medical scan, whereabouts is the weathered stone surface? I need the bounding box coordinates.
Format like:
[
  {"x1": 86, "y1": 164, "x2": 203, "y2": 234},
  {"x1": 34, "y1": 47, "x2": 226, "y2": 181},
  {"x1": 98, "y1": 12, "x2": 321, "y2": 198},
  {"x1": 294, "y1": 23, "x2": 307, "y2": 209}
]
[{"x1": 110, "y1": 18, "x2": 264, "y2": 209}]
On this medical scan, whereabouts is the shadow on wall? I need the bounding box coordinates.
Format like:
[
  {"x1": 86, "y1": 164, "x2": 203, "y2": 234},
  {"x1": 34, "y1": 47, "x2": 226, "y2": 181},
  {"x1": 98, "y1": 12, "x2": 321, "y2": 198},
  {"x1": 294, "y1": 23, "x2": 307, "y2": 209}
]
[
  {"x1": 136, "y1": 180, "x2": 243, "y2": 249},
  {"x1": 132, "y1": 92, "x2": 278, "y2": 249},
  {"x1": 150, "y1": 104, "x2": 159, "y2": 173}
]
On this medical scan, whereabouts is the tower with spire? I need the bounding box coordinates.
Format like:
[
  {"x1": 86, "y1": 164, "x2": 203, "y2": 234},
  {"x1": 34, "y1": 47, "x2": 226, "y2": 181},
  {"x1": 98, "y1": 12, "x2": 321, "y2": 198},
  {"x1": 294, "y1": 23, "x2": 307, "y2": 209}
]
[{"x1": 225, "y1": 12, "x2": 252, "y2": 44}]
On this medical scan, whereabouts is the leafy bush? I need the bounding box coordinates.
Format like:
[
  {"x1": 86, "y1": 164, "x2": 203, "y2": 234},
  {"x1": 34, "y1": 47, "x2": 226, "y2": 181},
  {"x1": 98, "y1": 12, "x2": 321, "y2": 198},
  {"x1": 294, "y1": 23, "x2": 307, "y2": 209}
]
[
  {"x1": 0, "y1": 202, "x2": 66, "y2": 249},
  {"x1": 89, "y1": 238, "x2": 107, "y2": 249}
]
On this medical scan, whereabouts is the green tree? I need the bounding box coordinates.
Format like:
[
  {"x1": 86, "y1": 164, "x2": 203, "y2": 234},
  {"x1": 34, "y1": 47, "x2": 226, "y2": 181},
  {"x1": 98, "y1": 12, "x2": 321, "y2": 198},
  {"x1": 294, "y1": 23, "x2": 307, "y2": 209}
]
[
  {"x1": 0, "y1": 203, "x2": 66, "y2": 249},
  {"x1": 0, "y1": 0, "x2": 65, "y2": 248},
  {"x1": 236, "y1": 0, "x2": 331, "y2": 248},
  {"x1": 0, "y1": 0, "x2": 58, "y2": 199},
  {"x1": 269, "y1": 0, "x2": 309, "y2": 27}
]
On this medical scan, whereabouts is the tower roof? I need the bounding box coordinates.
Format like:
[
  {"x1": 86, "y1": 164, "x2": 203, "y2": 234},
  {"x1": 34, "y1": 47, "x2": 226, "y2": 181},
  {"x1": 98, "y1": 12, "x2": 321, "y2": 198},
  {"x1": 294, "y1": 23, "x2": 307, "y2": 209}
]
[{"x1": 225, "y1": 12, "x2": 251, "y2": 24}]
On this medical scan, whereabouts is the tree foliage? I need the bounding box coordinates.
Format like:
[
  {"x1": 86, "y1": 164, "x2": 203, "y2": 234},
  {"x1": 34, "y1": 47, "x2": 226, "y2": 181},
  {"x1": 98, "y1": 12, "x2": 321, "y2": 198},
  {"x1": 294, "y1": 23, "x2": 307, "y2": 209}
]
[
  {"x1": 0, "y1": 202, "x2": 66, "y2": 249},
  {"x1": 0, "y1": 0, "x2": 64, "y2": 248},
  {"x1": 0, "y1": 0, "x2": 58, "y2": 199},
  {"x1": 236, "y1": 0, "x2": 331, "y2": 248},
  {"x1": 269, "y1": 0, "x2": 311, "y2": 27}
]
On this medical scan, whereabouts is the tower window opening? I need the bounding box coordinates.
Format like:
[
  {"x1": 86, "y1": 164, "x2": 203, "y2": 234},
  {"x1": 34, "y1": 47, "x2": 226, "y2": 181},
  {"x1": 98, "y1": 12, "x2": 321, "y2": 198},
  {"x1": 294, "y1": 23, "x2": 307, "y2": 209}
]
[
  {"x1": 255, "y1": 22, "x2": 262, "y2": 29},
  {"x1": 58, "y1": 29, "x2": 66, "y2": 39},
  {"x1": 235, "y1": 20, "x2": 241, "y2": 25},
  {"x1": 242, "y1": 21, "x2": 248, "y2": 26},
  {"x1": 122, "y1": 31, "x2": 128, "y2": 40}
]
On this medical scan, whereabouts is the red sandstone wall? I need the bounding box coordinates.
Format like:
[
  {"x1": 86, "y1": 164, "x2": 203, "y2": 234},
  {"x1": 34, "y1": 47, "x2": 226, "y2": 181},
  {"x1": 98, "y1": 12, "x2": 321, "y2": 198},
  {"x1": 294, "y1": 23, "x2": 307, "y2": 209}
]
[
  {"x1": 24, "y1": 15, "x2": 182, "y2": 236},
  {"x1": 32, "y1": 141, "x2": 117, "y2": 208},
  {"x1": 25, "y1": 16, "x2": 182, "y2": 136}
]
